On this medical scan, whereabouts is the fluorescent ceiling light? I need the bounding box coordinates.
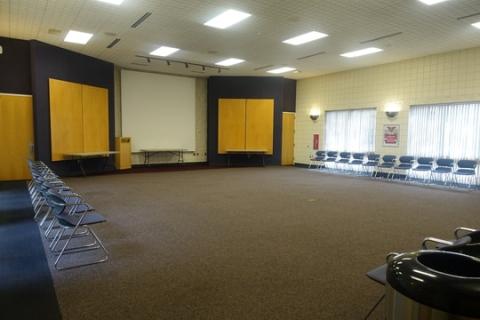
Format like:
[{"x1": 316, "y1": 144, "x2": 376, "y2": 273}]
[
  {"x1": 150, "y1": 46, "x2": 179, "y2": 57},
  {"x1": 204, "y1": 9, "x2": 251, "y2": 29},
  {"x1": 64, "y1": 30, "x2": 93, "y2": 44},
  {"x1": 340, "y1": 47, "x2": 383, "y2": 58},
  {"x1": 267, "y1": 67, "x2": 296, "y2": 74},
  {"x1": 215, "y1": 58, "x2": 245, "y2": 66},
  {"x1": 283, "y1": 31, "x2": 328, "y2": 45},
  {"x1": 417, "y1": 0, "x2": 449, "y2": 5},
  {"x1": 97, "y1": 0, "x2": 124, "y2": 4},
  {"x1": 472, "y1": 21, "x2": 480, "y2": 29}
]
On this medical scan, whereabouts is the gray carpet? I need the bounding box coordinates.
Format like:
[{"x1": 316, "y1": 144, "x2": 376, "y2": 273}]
[{"x1": 44, "y1": 167, "x2": 480, "y2": 320}]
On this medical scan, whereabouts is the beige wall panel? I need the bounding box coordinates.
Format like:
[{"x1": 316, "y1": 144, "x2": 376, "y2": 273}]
[
  {"x1": 82, "y1": 84, "x2": 109, "y2": 152},
  {"x1": 295, "y1": 47, "x2": 480, "y2": 164},
  {"x1": 0, "y1": 94, "x2": 34, "y2": 180},
  {"x1": 218, "y1": 99, "x2": 246, "y2": 154},
  {"x1": 245, "y1": 99, "x2": 274, "y2": 154},
  {"x1": 49, "y1": 79, "x2": 83, "y2": 161}
]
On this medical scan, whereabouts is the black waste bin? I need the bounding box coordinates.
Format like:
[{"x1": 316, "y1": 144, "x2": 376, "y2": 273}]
[{"x1": 386, "y1": 250, "x2": 480, "y2": 320}]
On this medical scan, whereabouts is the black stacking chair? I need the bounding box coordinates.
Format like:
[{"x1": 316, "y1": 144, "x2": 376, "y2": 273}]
[
  {"x1": 410, "y1": 157, "x2": 434, "y2": 183},
  {"x1": 335, "y1": 152, "x2": 351, "y2": 172},
  {"x1": 453, "y1": 160, "x2": 478, "y2": 189},
  {"x1": 430, "y1": 158, "x2": 454, "y2": 186},
  {"x1": 45, "y1": 192, "x2": 108, "y2": 270},
  {"x1": 363, "y1": 153, "x2": 380, "y2": 176},
  {"x1": 349, "y1": 153, "x2": 365, "y2": 175},
  {"x1": 323, "y1": 151, "x2": 338, "y2": 171},
  {"x1": 308, "y1": 150, "x2": 326, "y2": 169},
  {"x1": 392, "y1": 156, "x2": 415, "y2": 181},
  {"x1": 373, "y1": 155, "x2": 396, "y2": 179}
]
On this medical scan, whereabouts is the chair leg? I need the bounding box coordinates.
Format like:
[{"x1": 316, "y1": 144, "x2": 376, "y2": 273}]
[{"x1": 363, "y1": 294, "x2": 385, "y2": 320}]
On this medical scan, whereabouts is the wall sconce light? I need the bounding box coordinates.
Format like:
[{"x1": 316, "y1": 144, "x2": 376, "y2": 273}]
[
  {"x1": 309, "y1": 108, "x2": 321, "y2": 121},
  {"x1": 385, "y1": 102, "x2": 401, "y2": 119}
]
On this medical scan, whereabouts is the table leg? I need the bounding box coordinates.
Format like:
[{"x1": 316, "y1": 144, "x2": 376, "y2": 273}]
[{"x1": 77, "y1": 159, "x2": 87, "y2": 176}]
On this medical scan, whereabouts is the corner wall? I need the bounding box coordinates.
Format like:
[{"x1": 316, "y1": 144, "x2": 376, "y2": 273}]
[{"x1": 295, "y1": 46, "x2": 480, "y2": 164}]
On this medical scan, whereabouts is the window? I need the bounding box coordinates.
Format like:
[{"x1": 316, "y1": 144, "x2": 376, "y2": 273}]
[
  {"x1": 324, "y1": 108, "x2": 376, "y2": 152},
  {"x1": 408, "y1": 102, "x2": 480, "y2": 159}
]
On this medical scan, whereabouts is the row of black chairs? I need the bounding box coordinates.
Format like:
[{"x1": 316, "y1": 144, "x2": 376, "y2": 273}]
[
  {"x1": 364, "y1": 226, "x2": 479, "y2": 319},
  {"x1": 309, "y1": 151, "x2": 479, "y2": 188},
  {"x1": 28, "y1": 160, "x2": 108, "y2": 270}
]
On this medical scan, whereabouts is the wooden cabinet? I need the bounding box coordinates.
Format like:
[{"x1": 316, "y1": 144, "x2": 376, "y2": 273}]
[
  {"x1": 49, "y1": 78, "x2": 109, "y2": 161},
  {"x1": 218, "y1": 98, "x2": 274, "y2": 155}
]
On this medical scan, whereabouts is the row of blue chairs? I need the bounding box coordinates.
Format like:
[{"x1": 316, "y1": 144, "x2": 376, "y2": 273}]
[
  {"x1": 28, "y1": 160, "x2": 109, "y2": 270},
  {"x1": 309, "y1": 151, "x2": 479, "y2": 188}
]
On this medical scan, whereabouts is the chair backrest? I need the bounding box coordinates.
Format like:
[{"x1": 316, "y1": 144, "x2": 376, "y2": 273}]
[
  {"x1": 382, "y1": 155, "x2": 396, "y2": 163},
  {"x1": 327, "y1": 151, "x2": 338, "y2": 157},
  {"x1": 417, "y1": 157, "x2": 434, "y2": 165},
  {"x1": 367, "y1": 153, "x2": 380, "y2": 161},
  {"x1": 352, "y1": 153, "x2": 365, "y2": 160},
  {"x1": 399, "y1": 156, "x2": 415, "y2": 164},
  {"x1": 339, "y1": 152, "x2": 351, "y2": 159},
  {"x1": 457, "y1": 160, "x2": 477, "y2": 169},
  {"x1": 315, "y1": 150, "x2": 326, "y2": 157},
  {"x1": 45, "y1": 191, "x2": 67, "y2": 217},
  {"x1": 436, "y1": 158, "x2": 454, "y2": 167}
]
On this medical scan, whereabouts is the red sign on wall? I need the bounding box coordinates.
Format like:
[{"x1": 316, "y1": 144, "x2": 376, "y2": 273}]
[{"x1": 313, "y1": 134, "x2": 319, "y2": 150}]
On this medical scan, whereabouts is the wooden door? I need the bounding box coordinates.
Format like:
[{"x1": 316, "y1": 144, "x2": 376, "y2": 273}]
[
  {"x1": 218, "y1": 99, "x2": 246, "y2": 153},
  {"x1": 281, "y1": 112, "x2": 295, "y2": 165},
  {"x1": 0, "y1": 94, "x2": 34, "y2": 180},
  {"x1": 82, "y1": 84, "x2": 109, "y2": 152},
  {"x1": 245, "y1": 99, "x2": 274, "y2": 154},
  {"x1": 49, "y1": 79, "x2": 84, "y2": 161}
]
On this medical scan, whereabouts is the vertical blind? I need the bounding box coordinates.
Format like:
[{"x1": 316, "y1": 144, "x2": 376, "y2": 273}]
[
  {"x1": 408, "y1": 102, "x2": 480, "y2": 159},
  {"x1": 325, "y1": 108, "x2": 376, "y2": 152}
]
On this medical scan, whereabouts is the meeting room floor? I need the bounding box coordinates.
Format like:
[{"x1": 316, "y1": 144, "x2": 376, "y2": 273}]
[{"x1": 38, "y1": 167, "x2": 479, "y2": 319}]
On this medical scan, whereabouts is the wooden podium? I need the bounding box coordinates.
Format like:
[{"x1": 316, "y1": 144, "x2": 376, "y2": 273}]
[{"x1": 115, "y1": 137, "x2": 132, "y2": 170}]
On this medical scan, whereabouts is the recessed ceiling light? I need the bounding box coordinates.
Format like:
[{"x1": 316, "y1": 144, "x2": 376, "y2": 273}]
[
  {"x1": 215, "y1": 58, "x2": 245, "y2": 66},
  {"x1": 97, "y1": 0, "x2": 124, "y2": 4},
  {"x1": 472, "y1": 21, "x2": 480, "y2": 29},
  {"x1": 283, "y1": 31, "x2": 328, "y2": 46},
  {"x1": 417, "y1": 0, "x2": 449, "y2": 5},
  {"x1": 267, "y1": 67, "x2": 296, "y2": 74},
  {"x1": 204, "y1": 9, "x2": 251, "y2": 29},
  {"x1": 340, "y1": 47, "x2": 383, "y2": 58},
  {"x1": 150, "y1": 46, "x2": 179, "y2": 57},
  {"x1": 64, "y1": 30, "x2": 93, "y2": 45}
]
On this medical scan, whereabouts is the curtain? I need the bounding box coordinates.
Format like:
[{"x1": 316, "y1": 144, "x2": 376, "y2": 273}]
[
  {"x1": 408, "y1": 102, "x2": 480, "y2": 159},
  {"x1": 324, "y1": 108, "x2": 376, "y2": 152}
]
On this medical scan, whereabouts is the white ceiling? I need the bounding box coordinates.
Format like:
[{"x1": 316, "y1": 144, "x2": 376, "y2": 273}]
[{"x1": 1, "y1": 0, "x2": 480, "y2": 79}]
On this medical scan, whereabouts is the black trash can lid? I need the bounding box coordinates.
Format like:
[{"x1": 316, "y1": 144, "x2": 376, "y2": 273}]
[{"x1": 387, "y1": 250, "x2": 480, "y2": 318}]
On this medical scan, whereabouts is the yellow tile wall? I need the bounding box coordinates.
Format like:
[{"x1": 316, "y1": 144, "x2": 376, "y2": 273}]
[{"x1": 295, "y1": 47, "x2": 480, "y2": 164}]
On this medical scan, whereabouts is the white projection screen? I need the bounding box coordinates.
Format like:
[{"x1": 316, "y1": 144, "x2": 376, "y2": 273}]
[{"x1": 121, "y1": 69, "x2": 196, "y2": 152}]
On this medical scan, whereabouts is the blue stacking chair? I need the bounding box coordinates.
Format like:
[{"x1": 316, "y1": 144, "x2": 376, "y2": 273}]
[
  {"x1": 430, "y1": 158, "x2": 454, "y2": 186},
  {"x1": 335, "y1": 152, "x2": 351, "y2": 172},
  {"x1": 374, "y1": 155, "x2": 396, "y2": 179},
  {"x1": 323, "y1": 151, "x2": 338, "y2": 170},
  {"x1": 411, "y1": 157, "x2": 434, "y2": 183},
  {"x1": 308, "y1": 150, "x2": 326, "y2": 169},
  {"x1": 363, "y1": 153, "x2": 380, "y2": 175},
  {"x1": 349, "y1": 153, "x2": 365, "y2": 175},
  {"x1": 392, "y1": 156, "x2": 415, "y2": 181},
  {"x1": 453, "y1": 160, "x2": 478, "y2": 189}
]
